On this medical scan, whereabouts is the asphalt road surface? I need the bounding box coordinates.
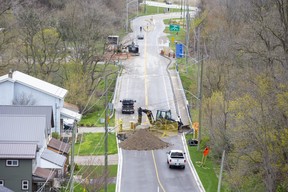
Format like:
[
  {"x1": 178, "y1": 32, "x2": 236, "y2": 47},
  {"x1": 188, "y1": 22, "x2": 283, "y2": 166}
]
[{"x1": 115, "y1": 12, "x2": 203, "y2": 192}]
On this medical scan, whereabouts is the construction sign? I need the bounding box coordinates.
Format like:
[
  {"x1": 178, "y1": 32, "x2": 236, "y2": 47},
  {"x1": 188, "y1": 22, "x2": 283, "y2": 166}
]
[
  {"x1": 203, "y1": 146, "x2": 210, "y2": 157},
  {"x1": 192, "y1": 122, "x2": 199, "y2": 131}
]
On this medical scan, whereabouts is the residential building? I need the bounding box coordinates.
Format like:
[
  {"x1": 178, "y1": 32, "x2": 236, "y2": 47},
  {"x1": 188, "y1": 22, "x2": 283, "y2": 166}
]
[
  {"x1": 0, "y1": 111, "x2": 69, "y2": 191},
  {"x1": 0, "y1": 143, "x2": 37, "y2": 192},
  {"x1": 0, "y1": 70, "x2": 81, "y2": 134}
]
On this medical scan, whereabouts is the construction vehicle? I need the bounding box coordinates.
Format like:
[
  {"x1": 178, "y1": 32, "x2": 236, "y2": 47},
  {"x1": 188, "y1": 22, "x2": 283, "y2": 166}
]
[
  {"x1": 136, "y1": 107, "x2": 189, "y2": 131},
  {"x1": 127, "y1": 41, "x2": 140, "y2": 56}
]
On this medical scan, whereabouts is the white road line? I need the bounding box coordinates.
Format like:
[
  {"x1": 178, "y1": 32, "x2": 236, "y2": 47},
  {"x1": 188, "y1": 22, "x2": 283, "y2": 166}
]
[
  {"x1": 115, "y1": 138, "x2": 123, "y2": 192},
  {"x1": 181, "y1": 133, "x2": 205, "y2": 192}
]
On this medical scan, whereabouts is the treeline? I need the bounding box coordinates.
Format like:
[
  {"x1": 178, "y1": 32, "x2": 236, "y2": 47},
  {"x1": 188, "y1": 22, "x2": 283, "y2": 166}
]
[
  {"x1": 197, "y1": 0, "x2": 288, "y2": 191},
  {"x1": 0, "y1": 0, "x2": 126, "y2": 112}
]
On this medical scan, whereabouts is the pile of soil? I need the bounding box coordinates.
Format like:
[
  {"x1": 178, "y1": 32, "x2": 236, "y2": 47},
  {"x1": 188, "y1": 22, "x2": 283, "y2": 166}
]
[{"x1": 119, "y1": 129, "x2": 170, "y2": 151}]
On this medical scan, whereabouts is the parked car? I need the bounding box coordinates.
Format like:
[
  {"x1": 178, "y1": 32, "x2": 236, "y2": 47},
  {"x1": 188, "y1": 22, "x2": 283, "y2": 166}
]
[
  {"x1": 165, "y1": 0, "x2": 173, "y2": 5},
  {"x1": 167, "y1": 149, "x2": 186, "y2": 169},
  {"x1": 63, "y1": 118, "x2": 74, "y2": 130},
  {"x1": 137, "y1": 34, "x2": 144, "y2": 40},
  {"x1": 127, "y1": 44, "x2": 140, "y2": 56}
]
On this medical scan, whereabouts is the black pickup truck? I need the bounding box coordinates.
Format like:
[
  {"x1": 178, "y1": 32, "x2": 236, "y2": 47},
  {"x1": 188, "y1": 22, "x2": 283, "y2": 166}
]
[{"x1": 120, "y1": 99, "x2": 136, "y2": 114}]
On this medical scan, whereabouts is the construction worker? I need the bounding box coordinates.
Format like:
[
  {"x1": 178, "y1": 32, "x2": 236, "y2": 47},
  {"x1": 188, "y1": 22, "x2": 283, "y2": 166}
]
[{"x1": 177, "y1": 115, "x2": 183, "y2": 130}]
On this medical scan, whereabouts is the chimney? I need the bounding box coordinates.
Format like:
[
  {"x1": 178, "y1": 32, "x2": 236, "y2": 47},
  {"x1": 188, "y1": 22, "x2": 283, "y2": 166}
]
[{"x1": 8, "y1": 69, "x2": 13, "y2": 78}]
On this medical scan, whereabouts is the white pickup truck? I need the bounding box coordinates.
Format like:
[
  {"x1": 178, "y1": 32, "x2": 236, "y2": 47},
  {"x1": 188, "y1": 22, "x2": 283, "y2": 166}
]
[{"x1": 167, "y1": 150, "x2": 186, "y2": 169}]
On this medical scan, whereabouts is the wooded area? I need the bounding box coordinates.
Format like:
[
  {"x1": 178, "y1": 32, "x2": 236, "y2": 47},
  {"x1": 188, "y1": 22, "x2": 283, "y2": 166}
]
[
  {"x1": 0, "y1": 0, "x2": 126, "y2": 113},
  {"x1": 1, "y1": 0, "x2": 288, "y2": 191},
  {"x1": 197, "y1": 0, "x2": 288, "y2": 191}
]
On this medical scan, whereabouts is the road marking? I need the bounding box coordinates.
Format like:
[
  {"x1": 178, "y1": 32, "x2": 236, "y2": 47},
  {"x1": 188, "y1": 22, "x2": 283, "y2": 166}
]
[
  {"x1": 181, "y1": 133, "x2": 205, "y2": 192},
  {"x1": 115, "y1": 138, "x2": 122, "y2": 192},
  {"x1": 152, "y1": 150, "x2": 166, "y2": 192},
  {"x1": 144, "y1": 29, "x2": 149, "y2": 107}
]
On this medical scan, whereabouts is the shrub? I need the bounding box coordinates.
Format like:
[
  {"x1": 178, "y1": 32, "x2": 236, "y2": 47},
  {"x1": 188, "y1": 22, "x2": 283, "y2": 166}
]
[{"x1": 52, "y1": 132, "x2": 60, "y2": 139}]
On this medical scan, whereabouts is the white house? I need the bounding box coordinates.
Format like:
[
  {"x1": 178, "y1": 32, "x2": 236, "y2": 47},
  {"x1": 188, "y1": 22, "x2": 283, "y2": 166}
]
[{"x1": 0, "y1": 70, "x2": 81, "y2": 134}]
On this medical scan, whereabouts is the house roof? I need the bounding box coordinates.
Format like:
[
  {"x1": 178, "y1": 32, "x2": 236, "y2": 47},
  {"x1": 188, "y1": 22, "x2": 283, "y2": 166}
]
[
  {"x1": 41, "y1": 149, "x2": 66, "y2": 167},
  {"x1": 64, "y1": 102, "x2": 79, "y2": 112},
  {"x1": 0, "y1": 70, "x2": 67, "y2": 99},
  {"x1": 0, "y1": 142, "x2": 37, "y2": 159},
  {"x1": 0, "y1": 186, "x2": 14, "y2": 192},
  {"x1": 61, "y1": 107, "x2": 82, "y2": 121},
  {"x1": 0, "y1": 105, "x2": 54, "y2": 128},
  {"x1": 48, "y1": 138, "x2": 70, "y2": 154},
  {"x1": 0, "y1": 115, "x2": 47, "y2": 148},
  {"x1": 33, "y1": 167, "x2": 56, "y2": 181}
]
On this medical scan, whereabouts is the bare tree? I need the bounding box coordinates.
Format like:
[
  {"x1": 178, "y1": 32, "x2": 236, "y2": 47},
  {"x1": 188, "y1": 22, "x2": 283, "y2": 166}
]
[{"x1": 12, "y1": 92, "x2": 36, "y2": 105}]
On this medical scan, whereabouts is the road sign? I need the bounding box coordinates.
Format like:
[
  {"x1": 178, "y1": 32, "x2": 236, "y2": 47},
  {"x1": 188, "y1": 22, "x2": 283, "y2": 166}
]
[
  {"x1": 176, "y1": 43, "x2": 184, "y2": 58},
  {"x1": 169, "y1": 24, "x2": 180, "y2": 32},
  {"x1": 171, "y1": 36, "x2": 175, "y2": 43}
]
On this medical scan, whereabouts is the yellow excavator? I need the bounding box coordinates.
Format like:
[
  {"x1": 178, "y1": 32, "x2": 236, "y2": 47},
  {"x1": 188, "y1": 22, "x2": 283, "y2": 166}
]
[{"x1": 136, "y1": 107, "x2": 189, "y2": 131}]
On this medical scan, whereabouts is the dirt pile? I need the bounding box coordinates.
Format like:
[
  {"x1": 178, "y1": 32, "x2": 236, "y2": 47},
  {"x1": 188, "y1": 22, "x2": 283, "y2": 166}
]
[{"x1": 119, "y1": 129, "x2": 170, "y2": 150}]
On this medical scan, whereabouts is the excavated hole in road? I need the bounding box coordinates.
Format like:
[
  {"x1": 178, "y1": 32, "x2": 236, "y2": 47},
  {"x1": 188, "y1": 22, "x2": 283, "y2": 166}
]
[{"x1": 119, "y1": 129, "x2": 171, "y2": 151}]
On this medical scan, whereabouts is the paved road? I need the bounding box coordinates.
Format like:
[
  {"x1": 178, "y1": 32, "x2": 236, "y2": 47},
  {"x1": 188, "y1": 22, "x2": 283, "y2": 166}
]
[{"x1": 115, "y1": 12, "x2": 204, "y2": 192}]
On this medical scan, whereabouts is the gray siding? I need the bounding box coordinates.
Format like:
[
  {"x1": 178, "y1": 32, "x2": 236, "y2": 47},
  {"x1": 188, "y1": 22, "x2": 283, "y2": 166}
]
[{"x1": 0, "y1": 159, "x2": 32, "y2": 192}]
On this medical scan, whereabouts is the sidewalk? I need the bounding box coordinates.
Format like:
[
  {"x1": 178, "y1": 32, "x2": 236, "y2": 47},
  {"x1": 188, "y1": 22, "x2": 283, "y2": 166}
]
[
  {"x1": 169, "y1": 66, "x2": 191, "y2": 126},
  {"x1": 74, "y1": 154, "x2": 118, "y2": 165},
  {"x1": 77, "y1": 127, "x2": 115, "y2": 133}
]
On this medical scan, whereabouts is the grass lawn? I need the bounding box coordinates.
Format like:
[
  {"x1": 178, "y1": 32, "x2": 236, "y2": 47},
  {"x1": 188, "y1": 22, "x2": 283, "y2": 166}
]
[
  {"x1": 69, "y1": 165, "x2": 117, "y2": 192},
  {"x1": 139, "y1": 5, "x2": 181, "y2": 16},
  {"x1": 186, "y1": 135, "x2": 219, "y2": 192},
  {"x1": 73, "y1": 183, "x2": 116, "y2": 192},
  {"x1": 79, "y1": 110, "x2": 115, "y2": 127},
  {"x1": 76, "y1": 165, "x2": 118, "y2": 178},
  {"x1": 74, "y1": 133, "x2": 118, "y2": 156}
]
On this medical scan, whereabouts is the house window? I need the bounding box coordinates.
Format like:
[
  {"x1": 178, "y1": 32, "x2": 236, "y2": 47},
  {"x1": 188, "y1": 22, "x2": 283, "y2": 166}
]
[
  {"x1": 0, "y1": 180, "x2": 4, "y2": 186},
  {"x1": 22, "y1": 180, "x2": 29, "y2": 190},
  {"x1": 6, "y1": 160, "x2": 19, "y2": 166}
]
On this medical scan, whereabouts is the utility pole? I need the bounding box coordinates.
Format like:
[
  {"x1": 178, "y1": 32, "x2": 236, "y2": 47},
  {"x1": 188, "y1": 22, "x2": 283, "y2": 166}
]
[
  {"x1": 217, "y1": 150, "x2": 226, "y2": 192},
  {"x1": 104, "y1": 74, "x2": 109, "y2": 192},
  {"x1": 197, "y1": 54, "x2": 204, "y2": 151},
  {"x1": 180, "y1": 0, "x2": 183, "y2": 19},
  {"x1": 185, "y1": 3, "x2": 190, "y2": 73},
  {"x1": 144, "y1": 0, "x2": 147, "y2": 14},
  {"x1": 196, "y1": 26, "x2": 201, "y2": 109},
  {"x1": 69, "y1": 120, "x2": 76, "y2": 192},
  {"x1": 104, "y1": 67, "x2": 121, "y2": 192},
  {"x1": 126, "y1": 2, "x2": 129, "y2": 33}
]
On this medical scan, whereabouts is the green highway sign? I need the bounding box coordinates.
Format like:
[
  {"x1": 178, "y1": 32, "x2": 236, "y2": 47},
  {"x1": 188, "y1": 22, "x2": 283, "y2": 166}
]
[{"x1": 169, "y1": 24, "x2": 180, "y2": 32}]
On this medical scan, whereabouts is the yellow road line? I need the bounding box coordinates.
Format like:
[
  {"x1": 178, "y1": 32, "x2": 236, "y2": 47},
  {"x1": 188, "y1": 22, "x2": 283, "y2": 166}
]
[
  {"x1": 144, "y1": 30, "x2": 148, "y2": 107},
  {"x1": 152, "y1": 150, "x2": 166, "y2": 192}
]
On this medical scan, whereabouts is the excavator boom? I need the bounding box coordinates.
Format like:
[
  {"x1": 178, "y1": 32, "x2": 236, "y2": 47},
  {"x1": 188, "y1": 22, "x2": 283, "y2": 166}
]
[{"x1": 137, "y1": 107, "x2": 155, "y2": 125}]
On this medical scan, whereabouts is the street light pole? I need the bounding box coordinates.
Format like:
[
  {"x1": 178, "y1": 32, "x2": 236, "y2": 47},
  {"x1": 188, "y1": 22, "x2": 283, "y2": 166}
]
[
  {"x1": 197, "y1": 54, "x2": 204, "y2": 151},
  {"x1": 185, "y1": 2, "x2": 190, "y2": 73},
  {"x1": 104, "y1": 68, "x2": 121, "y2": 192},
  {"x1": 126, "y1": 2, "x2": 129, "y2": 33}
]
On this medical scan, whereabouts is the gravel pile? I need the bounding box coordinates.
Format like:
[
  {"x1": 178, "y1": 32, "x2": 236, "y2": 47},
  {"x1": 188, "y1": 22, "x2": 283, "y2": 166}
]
[{"x1": 119, "y1": 129, "x2": 170, "y2": 150}]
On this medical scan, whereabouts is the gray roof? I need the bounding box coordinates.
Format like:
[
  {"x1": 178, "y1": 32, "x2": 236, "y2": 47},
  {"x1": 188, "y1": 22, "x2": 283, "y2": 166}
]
[
  {"x1": 41, "y1": 149, "x2": 66, "y2": 167},
  {"x1": 0, "y1": 105, "x2": 54, "y2": 128},
  {"x1": 0, "y1": 70, "x2": 67, "y2": 99},
  {"x1": 0, "y1": 142, "x2": 37, "y2": 159},
  {"x1": 0, "y1": 115, "x2": 47, "y2": 148},
  {"x1": 0, "y1": 186, "x2": 14, "y2": 192}
]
